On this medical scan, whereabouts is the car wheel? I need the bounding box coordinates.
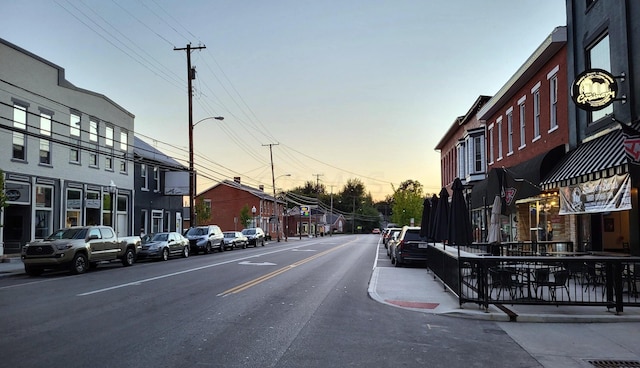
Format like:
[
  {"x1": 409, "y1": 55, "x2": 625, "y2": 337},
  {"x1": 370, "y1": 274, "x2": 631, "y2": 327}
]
[
  {"x1": 206, "y1": 242, "x2": 212, "y2": 254},
  {"x1": 394, "y1": 257, "x2": 402, "y2": 268},
  {"x1": 219, "y1": 243, "x2": 225, "y2": 252},
  {"x1": 182, "y1": 246, "x2": 189, "y2": 258},
  {"x1": 24, "y1": 265, "x2": 43, "y2": 276},
  {"x1": 243, "y1": 242, "x2": 247, "y2": 249},
  {"x1": 122, "y1": 248, "x2": 136, "y2": 267},
  {"x1": 161, "y1": 248, "x2": 169, "y2": 261},
  {"x1": 70, "y1": 253, "x2": 89, "y2": 274}
]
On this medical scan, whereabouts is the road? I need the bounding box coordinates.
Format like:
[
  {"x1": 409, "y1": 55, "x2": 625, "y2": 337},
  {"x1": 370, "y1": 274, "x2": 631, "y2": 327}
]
[{"x1": 0, "y1": 234, "x2": 540, "y2": 368}]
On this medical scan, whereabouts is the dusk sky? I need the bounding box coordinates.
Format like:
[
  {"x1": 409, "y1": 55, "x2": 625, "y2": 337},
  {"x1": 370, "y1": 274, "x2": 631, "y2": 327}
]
[{"x1": 2, "y1": 1, "x2": 566, "y2": 201}]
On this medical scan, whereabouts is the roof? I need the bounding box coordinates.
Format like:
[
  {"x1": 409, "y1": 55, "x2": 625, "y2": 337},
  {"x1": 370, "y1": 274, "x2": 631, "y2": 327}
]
[
  {"x1": 477, "y1": 26, "x2": 566, "y2": 120},
  {"x1": 209, "y1": 180, "x2": 284, "y2": 203},
  {"x1": 434, "y1": 95, "x2": 492, "y2": 150},
  {"x1": 133, "y1": 136, "x2": 186, "y2": 170}
]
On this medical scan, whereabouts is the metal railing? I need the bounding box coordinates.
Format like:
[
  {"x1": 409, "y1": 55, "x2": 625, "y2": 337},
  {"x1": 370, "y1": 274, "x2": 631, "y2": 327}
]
[{"x1": 426, "y1": 245, "x2": 640, "y2": 313}]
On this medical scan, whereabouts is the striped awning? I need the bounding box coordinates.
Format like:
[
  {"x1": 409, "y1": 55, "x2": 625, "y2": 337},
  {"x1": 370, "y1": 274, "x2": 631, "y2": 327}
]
[{"x1": 541, "y1": 129, "x2": 628, "y2": 189}]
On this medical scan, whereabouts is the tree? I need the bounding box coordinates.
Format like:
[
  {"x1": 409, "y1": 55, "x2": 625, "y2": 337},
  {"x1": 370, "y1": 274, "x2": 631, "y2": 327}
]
[
  {"x1": 391, "y1": 180, "x2": 424, "y2": 226},
  {"x1": 194, "y1": 198, "x2": 211, "y2": 225},
  {"x1": 239, "y1": 205, "x2": 252, "y2": 228}
]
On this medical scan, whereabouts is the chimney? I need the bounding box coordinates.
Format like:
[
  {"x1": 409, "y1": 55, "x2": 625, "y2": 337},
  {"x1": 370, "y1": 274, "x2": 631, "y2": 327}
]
[
  {"x1": 259, "y1": 185, "x2": 264, "y2": 191},
  {"x1": 234, "y1": 177, "x2": 241, "y2": 184}
]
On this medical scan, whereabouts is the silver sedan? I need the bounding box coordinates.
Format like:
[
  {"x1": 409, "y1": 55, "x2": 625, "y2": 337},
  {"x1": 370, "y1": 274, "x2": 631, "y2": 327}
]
[{"x1": 138, "y1": 232, "x2": 189, "y2": 261}]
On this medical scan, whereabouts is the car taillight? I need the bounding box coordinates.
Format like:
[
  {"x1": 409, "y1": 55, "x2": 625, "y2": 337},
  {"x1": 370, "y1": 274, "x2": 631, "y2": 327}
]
[{"x1": 397, "y1": 240, "x2": 404, "y2": 252}]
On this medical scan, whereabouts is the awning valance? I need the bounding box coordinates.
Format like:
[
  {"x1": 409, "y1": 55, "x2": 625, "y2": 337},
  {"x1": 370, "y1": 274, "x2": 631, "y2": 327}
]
[{"x1": 541, "y1": 129, "x2": 627, "y2": 189}]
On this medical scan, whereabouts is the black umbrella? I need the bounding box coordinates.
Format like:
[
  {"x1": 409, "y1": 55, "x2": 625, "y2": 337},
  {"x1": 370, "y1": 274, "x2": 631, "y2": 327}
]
[
  {"x1": 448, "y1": 178, "x2": 473, "y2": 248},
  {"x1": 432, "y1": 187, "x2": 450, "y2": 244},
  {"x1": 419, "y1": 197, "x2": 431, "y2": 238},
  {"x1": 428, "y1": 194, "x2": 439, "y2": 241}
]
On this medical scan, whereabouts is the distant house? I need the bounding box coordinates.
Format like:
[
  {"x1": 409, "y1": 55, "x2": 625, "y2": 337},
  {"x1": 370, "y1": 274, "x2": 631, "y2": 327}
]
[
  {"x1": 133, "y1": 136, "x2": 188, "y2": 235},
  {"x1": 284, "y1": 206, "x2": 346, "y2": 237},
  {"x1": 194, "y1": 178, "x2": 286, "y2": 240}
]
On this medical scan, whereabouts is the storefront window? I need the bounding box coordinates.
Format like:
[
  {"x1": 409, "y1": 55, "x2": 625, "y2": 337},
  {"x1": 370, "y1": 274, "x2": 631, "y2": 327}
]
[
  {"x1": 66, "y1": 189, "x2": 82, "y2": 227},
  {"x1": 35, "y1": 185, "x2": 53, "y2": 238}
]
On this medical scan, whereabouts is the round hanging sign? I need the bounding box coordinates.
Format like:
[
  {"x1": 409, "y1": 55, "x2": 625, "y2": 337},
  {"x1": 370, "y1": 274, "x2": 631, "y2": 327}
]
[{"x1": 571, "y1": 68, "x2": 618, "y2": 111}]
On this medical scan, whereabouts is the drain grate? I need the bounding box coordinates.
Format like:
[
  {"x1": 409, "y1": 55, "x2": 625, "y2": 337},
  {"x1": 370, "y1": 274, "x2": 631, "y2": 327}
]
[{"x1": 587, "y1": 360, "x2": 640, "y2": 368}]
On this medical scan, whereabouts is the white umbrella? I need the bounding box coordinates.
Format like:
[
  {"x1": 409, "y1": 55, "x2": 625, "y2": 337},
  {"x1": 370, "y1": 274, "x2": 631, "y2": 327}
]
[{"x1": 487, "y1": 195, "x2": 502, "y2": 244}]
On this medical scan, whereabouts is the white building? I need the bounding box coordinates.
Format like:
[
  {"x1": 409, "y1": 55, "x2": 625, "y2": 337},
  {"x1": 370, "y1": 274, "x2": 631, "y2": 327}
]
[{"x1": 0, "y1": 38, "x2": 136, "y2": 255}]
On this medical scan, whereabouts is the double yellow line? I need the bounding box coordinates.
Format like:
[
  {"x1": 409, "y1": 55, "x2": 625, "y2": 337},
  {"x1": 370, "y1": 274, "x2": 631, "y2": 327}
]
[{"x1": 217, "y1": 240, "x2": 353, "y2": 297}]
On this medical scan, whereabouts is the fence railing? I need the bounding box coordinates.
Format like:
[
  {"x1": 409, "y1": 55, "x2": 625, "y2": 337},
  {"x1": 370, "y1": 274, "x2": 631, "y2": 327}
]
[{"x1": 426, "y1": 245, "x2": 640, "y2": 313}]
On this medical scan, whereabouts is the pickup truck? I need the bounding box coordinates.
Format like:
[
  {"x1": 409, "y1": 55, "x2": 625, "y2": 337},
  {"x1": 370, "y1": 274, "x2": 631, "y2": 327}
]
[{"x1": 21, "y1": 226, "x2": 141, "y2": 276}]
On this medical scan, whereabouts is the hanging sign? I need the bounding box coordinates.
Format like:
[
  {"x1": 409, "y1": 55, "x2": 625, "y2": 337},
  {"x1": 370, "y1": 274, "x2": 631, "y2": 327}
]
[
  {"x1": 300, "y1": 205, "x2": 310, "y2": 217},
  {"x1": 571, "y1": 68, "x2": 618, "y2": 111},
  {"x1": 558, "y1": 174, "x2": 631, "y2": 215}
]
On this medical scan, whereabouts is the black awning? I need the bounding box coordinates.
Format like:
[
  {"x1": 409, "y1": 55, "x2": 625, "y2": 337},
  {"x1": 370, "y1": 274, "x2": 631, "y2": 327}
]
[
  {"x1": 541, "y1": 129, "x2": 627, "y2": 189},
  {"x1": 471, "y1": 146, "x2": 565, "y2": 210}
]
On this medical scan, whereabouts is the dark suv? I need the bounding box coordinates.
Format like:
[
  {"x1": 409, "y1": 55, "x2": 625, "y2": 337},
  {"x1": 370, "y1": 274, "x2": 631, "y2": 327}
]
[{"x1": 391, "y1": 226, "x2": 428, "y2": 267}]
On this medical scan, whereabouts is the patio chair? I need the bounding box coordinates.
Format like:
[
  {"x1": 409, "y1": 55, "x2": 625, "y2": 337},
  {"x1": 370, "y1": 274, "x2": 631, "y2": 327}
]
[
  {"x1": 489, "y1": 267, "x2": 525, "y2": 300},
  {"x1": 583, "y1": 262, "x2": 605, "y2": 292},
  {"x1": 534, "y1": 269, "x2": 571, "y2": 302}
]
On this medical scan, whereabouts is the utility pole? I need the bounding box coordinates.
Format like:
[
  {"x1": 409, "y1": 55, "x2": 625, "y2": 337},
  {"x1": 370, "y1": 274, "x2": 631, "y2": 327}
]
[
  {"x1": 175, "y1": 43, "x2": 206, "y2": 228},
  {"x1": 263, "y1": 143, "x2": 280, "y2": 241},
  {"x1": 329, "y1": 185, "x2": 334, "y2": 237},
  {"x1": 312, "y1": 173, "x2": 323, "y2": 236}
]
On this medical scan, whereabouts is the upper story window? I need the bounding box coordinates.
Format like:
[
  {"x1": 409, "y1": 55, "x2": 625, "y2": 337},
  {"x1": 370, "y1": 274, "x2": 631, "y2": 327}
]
[
  {"x1": 531, "y1": 83, "x2": 541, "y2": 140},
  {"x1": 39, "y1": 112, "x2": 52, "y2": 165},
  {"x1": 588, "y1": 33, "x2": 612, "y2": 123},
  {"x1": 473, "y1": 136, "x2": 483, "y2": 172},
  {"x1": 457, "y1": 142, "x2": 466, "y2": 179},
  {"x1": 141, "y1": 164, "x2": 148, "y2": 190},
  {"x1": 497, "y1": 116, "x2": 503, "y2": 160},
  {"x1": 70, "y1": 113, "x2": 81, "y2": 137},
  {"x1": 106, "y1": 126, "x2": 114, "y2": 147},
  {"x1": 120, "y1": 130, "x2": 128, "y2": 151},
  {"x1": 506, "y1": 108, "x2": 514, "y2": 155},
  {"x1": 90, "y1": 120, "x2": 98, "y2": 142},
  {"x1": 154, "y1": 166, "x2": 160, "y2": 192},
  {"x1": 518, "y1": 96, "x2": 526, "y2": 149},
  {"x1": 547, "y1": 65, "x2": 559, "y2": 131},
  {"x1": 12, "y1": 104, "x2": 27, "y2": 160},
  {"x1": 488, "y1": 124, "x2": 494, "y2": 165}
]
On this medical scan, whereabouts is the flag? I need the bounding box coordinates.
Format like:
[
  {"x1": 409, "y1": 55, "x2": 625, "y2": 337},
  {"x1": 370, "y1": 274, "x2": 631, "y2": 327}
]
[{"x1": 621, "y1": 122, "x2": 640, "y2": 164}]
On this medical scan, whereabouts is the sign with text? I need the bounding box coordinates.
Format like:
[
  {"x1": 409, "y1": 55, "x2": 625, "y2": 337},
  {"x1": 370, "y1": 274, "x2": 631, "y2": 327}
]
[
  {"x1": 558, "y1": 174, "x2": 631, "y2": 215},
  {"x1": 571, "y1": 68, "x2": 618, "y2": 111},
  {"x1": 300, "y1": 205, "x2": 310, "y2": 216}
]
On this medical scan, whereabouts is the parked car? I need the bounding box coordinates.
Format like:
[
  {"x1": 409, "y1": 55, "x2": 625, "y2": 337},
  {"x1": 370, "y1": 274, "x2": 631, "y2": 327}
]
[
  {"x1": 223, "y1": 231, "x2": 248, "y2": 250},
  {"x1": 391, "y1": 226, "x2": 428, "y2": 267},
  {"x1": 138, "y1": 232, "x2": 189, "y2": 261},
  {"x1": 386, "y1": 228, "x2": 403, "y2": 258},
  {"x1": 372, "y1": 228, "x2": 381, "y2": 234},
  {"x1": 21, "y1": 226, "x2": 141, "y2": 276},
  {"x1": 383, "y1": 227, "x2": 402, "y2": 248},
  {"x1": 241, "y1": 227, "x2": 265, "y2": 247},
  {"x1": 185, "y1": 225, "x2": 224, "y2": 254}
]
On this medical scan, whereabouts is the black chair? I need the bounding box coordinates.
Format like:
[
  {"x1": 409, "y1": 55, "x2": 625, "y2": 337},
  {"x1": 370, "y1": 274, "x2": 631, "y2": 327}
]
[
  {"x1": 536, "y1": 270, "x2": 571, "y2": 302},
  {"x1": 489, "y1": 267, "x2": 525, "y2": 300}
]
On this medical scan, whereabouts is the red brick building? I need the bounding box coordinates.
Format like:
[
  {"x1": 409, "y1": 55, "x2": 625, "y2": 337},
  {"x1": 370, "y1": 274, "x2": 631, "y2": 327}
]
[{"x1": 194, "y1": 178, "x2": 286, "y2": 240}]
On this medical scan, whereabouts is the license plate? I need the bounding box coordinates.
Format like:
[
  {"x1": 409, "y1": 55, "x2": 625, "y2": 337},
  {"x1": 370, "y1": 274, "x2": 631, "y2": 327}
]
[{"x1": 418, "y1": 243, "x2": 428, "y2": 249}]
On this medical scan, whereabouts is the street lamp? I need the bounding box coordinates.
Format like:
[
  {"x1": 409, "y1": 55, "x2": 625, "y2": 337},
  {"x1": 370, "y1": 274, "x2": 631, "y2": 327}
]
[
  {"x1": 189, "y1": 116, "x2": 223, "y2": 228},
  {"x1": 108, "y1": 180, "x2": 117, "y2": 234},
  {"x1": 252, "y1": 206, "x2": 257, "y2": 228},
  {"x1": 273, "y1": 174, "x2": 291, "y2": 242}
]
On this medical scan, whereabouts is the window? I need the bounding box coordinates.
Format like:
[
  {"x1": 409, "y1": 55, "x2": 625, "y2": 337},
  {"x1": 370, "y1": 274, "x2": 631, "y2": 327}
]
[
  {"x1": 548, "y1": 66, "x2": 559, "y2": 131},
  {"x1": 70, "y1": 113, "x2": 81, "y2": 137},
  {"x1": 89, "y1": 120, "x2": 98, "y2": 142},
  {"x1": 497, "y1": 117, "x2": 503, "y2": 160},
  {"x1": 532, "y1": 83, "x2": 541, "y2": 140},
  {"x1": 518, "y1": 97, "x2": 526, "y2": 148},
  {"x1": 13, "y1": 104, "x2": 27, "y2": 160},
  {"x1": 588, "y1": 34, "x2": 612, "y2": 123},
  {"x1": 120, "y1": 130, "x2": 128, "y2": 151},
  {"x1": 154, "y1": 166, "x2": 160, "y2": 192},
  {"x1": 69, "y1": 144, "x2": 80, "y2": 163},
  {"x1": 152, "y1": 210, "x2": 163, "y2": 234},
  {"x1": 141, "y1": 164, "x2": 148, "y2": 190},
  {"x1": 106, "y1": 156, "x2": 113, "y2": 170},
  {"x1": 66, "y1": 189, "x2": 82, "y2": 227},
  {"x1": 35, "y1": 185, "x2": 54, "y2": 238},
  {"x1": 119, "y1": 159, "x2": 127, "y2": 173},
  {"x1": 140, "y1": 210, "x2": 148, "y2": 234},
  {"x1": 474, "y1": 136, "x2": 483, "y2": 172},
  {"x1": 488, "y1": 124, "x2": 494, "y2": 164},
  {"x1": 106, "y1": 126, "x2": 114, "y2": 147},
  {"x1": 507, "y1": 108, "x2": 514, "y2": 154},
  {"x1": 39, "y1": 112, "x2": 52, "y2": 165},
  {"x1": 204, "y1": 199, "x2": 212, "y2": 216},
  {"x1": 457, "y1": 143, "x2": 466, "y2": 179}
]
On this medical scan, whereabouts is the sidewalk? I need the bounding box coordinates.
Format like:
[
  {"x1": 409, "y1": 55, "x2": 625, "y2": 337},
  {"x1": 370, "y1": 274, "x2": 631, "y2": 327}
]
[{"x1": 368, "y1": 265, "x2": 640, "y2": 323}]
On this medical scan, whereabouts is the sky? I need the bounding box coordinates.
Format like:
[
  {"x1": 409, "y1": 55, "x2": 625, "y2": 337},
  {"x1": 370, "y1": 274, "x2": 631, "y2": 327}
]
[{"x1": 1, "y1": 1, "x2": 567, "y2": 201}]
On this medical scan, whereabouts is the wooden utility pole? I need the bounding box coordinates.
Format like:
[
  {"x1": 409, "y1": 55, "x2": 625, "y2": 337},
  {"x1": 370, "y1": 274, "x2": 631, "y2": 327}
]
[
  {"x1": 175, "y1": 44, "x2": 205, "y2": 227},
  {"x1": 312, "y1": 173, "x2": 323, "y2": 236},
  {"x1": 263, "y1": 143, "x2": 280, "y2": 241}
]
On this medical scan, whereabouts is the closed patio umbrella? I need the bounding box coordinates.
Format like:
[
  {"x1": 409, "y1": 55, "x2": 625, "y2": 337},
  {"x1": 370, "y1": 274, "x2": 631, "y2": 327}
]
[
  {"x1": 447, "y1": 178, "x2": 473, "y2": 248},
  {"x1": 428, "y1": 194, "x2": 439, "y2": 241},
  {"x1": 487, "y1": 195, "x2": 502, "y2": 244},
  {"x1": 432, "y1": 187, "x2": 449, "y2": 244},
  {"x1": 419, "y1": 197, "x2": 431, "y2": 238}
]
